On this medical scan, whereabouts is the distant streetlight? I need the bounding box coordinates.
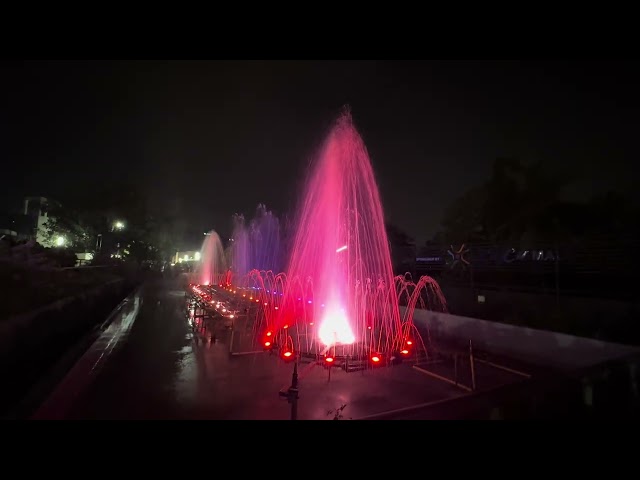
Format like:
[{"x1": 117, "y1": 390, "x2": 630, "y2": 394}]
[
  {"x1": 55, "y1": 235, "x2": 66, "y2": 247},
  {"x1": 114, "y1": 221, "x2": 125, "y2": 231}
]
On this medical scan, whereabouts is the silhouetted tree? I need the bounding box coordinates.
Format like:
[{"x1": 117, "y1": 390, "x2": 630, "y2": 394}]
[
  {"x1": 438, "y1": 157, "x2": 576, "y2": 245},
  {"x1": 386, "y1": 223, "x2": 416, "y2": 274}
]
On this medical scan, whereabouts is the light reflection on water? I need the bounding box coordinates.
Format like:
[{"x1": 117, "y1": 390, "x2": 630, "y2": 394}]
[{"x1": 172, "y1": 336, "x2": 198, "y2": 406}]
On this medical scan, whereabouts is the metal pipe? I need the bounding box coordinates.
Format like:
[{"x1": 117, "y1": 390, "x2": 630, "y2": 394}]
[
  {"x1": 469, "y1": 340, "x2": 476, "y2": 391},
  {"x1": 474, "y1": 358, "x2": 531, "y2": 378},
  {"x1": 228, "y1": 321, "x2": 235, "y2": 355},
  {"x1": 354, "y1": 396, "x2": 463, "y2": 421},
  {"x1": 412, "y1": 365, "x2": 472, "y2": 392},
  {"x1": 290, "y1": 362, "x2": 299, "y2": 420},
  {"x1": 454, "y1": 354, "x2": 458, "y2": 386}
]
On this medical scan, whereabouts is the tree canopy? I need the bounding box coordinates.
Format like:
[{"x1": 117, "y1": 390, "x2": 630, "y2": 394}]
[
  {"x1": 436, "y1": 157, "x2": 638, "y2": 246},
  {"x1": 42, "y1": 183, "x2": 186, "y2": 264}
]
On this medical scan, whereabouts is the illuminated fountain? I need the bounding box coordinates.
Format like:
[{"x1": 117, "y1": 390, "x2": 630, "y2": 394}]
[
  {"x1": 228, "y1": 204, "x2": 283, "y2": 281},
  {"x1": 270, "y1": 109, "x2": 404, "y2": 359},
  {"x1": 188, "y1": 110, "x2": 448, "y2": 368},
  {"x1": 195, "y1": 230, "x2": 227, "y2": 286}
]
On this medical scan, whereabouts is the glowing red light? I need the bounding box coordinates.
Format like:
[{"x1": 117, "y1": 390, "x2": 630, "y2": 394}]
[
  {"x1": 325, "y1": 356, "x2": 334, "y2": 363},
  {"x1": 283, "y1": 351, "x2": 292, "y2": 357},
  {"x1": 309, "y1": 322, "x2": 314, "y2": 326},
  {"x1": 283, "y1": 324, "x2": 289, "y2": 329},
  {"x1": 266, "y1": 331, "x2": 272, "y2": 337},
  {"x1": 401, "y1": 349, "x2": 409, "y2": 355},
  {"x1": 406, "y1": 340, "x2": 413, "y2": 345},
  {"x1": 371, "y1": 356, "x2": 380, "y2": 363},
  {"x1": 367, "y1": 326, "x2": 372, "y2": 330},
  {"x1": 264, "y1": 302, "x2": 268, "y2": 306},
  {"x1": 264, "y1": 341, "x2": 271, "y2": 347}
]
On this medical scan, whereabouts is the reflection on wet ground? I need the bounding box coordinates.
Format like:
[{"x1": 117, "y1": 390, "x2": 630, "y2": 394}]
[{"x1": 65, "y1": 280, "x2": 525, "y2": 420}]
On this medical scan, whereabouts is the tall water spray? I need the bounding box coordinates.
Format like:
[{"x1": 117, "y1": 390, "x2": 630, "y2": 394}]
[
  {"x1": 196, "y1": 230, "x2": 226, "y2": 286},
  {"x1": 282, "y1": 109, "x2": 402, "y2": 350}
]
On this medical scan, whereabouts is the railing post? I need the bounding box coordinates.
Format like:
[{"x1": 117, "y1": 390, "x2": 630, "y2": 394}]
[
  {"x1": 279, "y1": 361, "x2": 299, "y2": 420},
  {"x1": 469, "y1": 340, "x2": 476, "y2": 391}
]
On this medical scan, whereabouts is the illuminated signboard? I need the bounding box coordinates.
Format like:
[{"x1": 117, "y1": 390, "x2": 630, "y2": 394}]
[{"x1": 417, "y1": 246, "x2": 559, "y2": 267}]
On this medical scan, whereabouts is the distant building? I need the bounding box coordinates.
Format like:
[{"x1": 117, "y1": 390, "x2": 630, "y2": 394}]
[
  {"x1": 0, "y1": 204, "x2": 45, "y2": 241},
  {"x1": 23, "y1": 196, "x2": 59, "y2": 246},
  {"x1": 173, "y1": 250, "x2": 200, "y2": 264}
]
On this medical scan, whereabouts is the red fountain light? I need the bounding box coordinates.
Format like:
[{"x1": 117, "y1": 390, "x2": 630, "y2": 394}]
[{"x1": 281, "y1": 348, "x2": 295, "y2": 361}]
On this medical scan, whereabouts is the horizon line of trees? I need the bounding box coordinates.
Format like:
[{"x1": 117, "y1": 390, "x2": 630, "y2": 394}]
[{"x1": 386, "y1": 157, "x2": 639, "y2": 270}]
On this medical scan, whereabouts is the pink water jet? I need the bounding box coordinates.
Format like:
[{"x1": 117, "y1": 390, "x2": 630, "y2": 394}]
[
  {"x1": 280, "y1": 109, "x2": 402, "y2": 352},
  {"x1": 196, "y1": 230, "x2": 227, "y2": 286}
]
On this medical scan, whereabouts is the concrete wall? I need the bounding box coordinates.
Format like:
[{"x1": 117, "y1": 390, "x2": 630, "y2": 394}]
[
  {"x1": 0, "y1": 279, "x2": 135, "y2": 415},
  {"x1": 404, "y1": 306, "x2": 640, "y2": 372}
]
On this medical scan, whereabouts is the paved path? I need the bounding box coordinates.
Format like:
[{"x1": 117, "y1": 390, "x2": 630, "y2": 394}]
[{"x1": 37, "y1": 279, "x2": 525, "y2": 420}]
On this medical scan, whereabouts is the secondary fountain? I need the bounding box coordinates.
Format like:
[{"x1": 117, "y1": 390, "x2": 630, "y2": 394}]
[
  {"x1": 195, "y1": 230, "x2": 227, "y2": 286},
  {"x1": 228, "y1": 204, "x2": 283, "y2": 281}
]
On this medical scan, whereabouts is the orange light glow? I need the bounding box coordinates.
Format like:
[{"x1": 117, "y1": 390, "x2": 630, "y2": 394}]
[
  {"x1": 406, "y1": 340, "x2": 413, "y2": 346},
  {"x1": 401, "y1": 349, "x2": 409, "y2": 355},
  {"x1": 371, "y1": 356, "x2": 380, "y2": 363},
  {"x1": 283, "y1": 324, "x2": 289, "y2": 329},
  {"x1": 325, "y1": 356, "x2": 334, "y2": 363},
  {"x1": 283, "y1": 351, "x2": 292, "y2": 357},
  {"x1": 266, "y1": 331, "x2": 272, "y2": 337},
  {"x1": 264, "y1": 341, "x2": 271, "y2": 347}
]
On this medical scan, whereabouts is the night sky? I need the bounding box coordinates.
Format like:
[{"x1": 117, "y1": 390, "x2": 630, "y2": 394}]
[{"x1": 1, "y1": 60, "x2": 638, "y2": 246}]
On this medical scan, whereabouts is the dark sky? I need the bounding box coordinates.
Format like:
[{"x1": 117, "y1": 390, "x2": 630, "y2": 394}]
[{"x1": 1, "y1": 60, "x2": 638, "y2": 245}]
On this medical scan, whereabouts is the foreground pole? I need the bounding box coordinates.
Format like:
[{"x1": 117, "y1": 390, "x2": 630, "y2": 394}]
[{"x1": 279, "y1": 361, "x2": 299, "y2": 420}]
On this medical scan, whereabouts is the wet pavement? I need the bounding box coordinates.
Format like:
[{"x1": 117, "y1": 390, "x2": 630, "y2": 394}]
[{"x1": 41, "y1": 279, "x2": 528, "y2": 420}]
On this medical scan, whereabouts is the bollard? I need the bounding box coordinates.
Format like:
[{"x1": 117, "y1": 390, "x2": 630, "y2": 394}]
[{"x1": 279, "y1": 361, "x2": 299, "y2": 420}]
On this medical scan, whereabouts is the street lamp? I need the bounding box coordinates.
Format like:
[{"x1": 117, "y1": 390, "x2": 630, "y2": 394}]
[
  {"x1": 55, "y1": 235, "x2": 66, "y2": 247},
  {"x1": 114, "y1": 221, "x2": 125, "y2": 231}
]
